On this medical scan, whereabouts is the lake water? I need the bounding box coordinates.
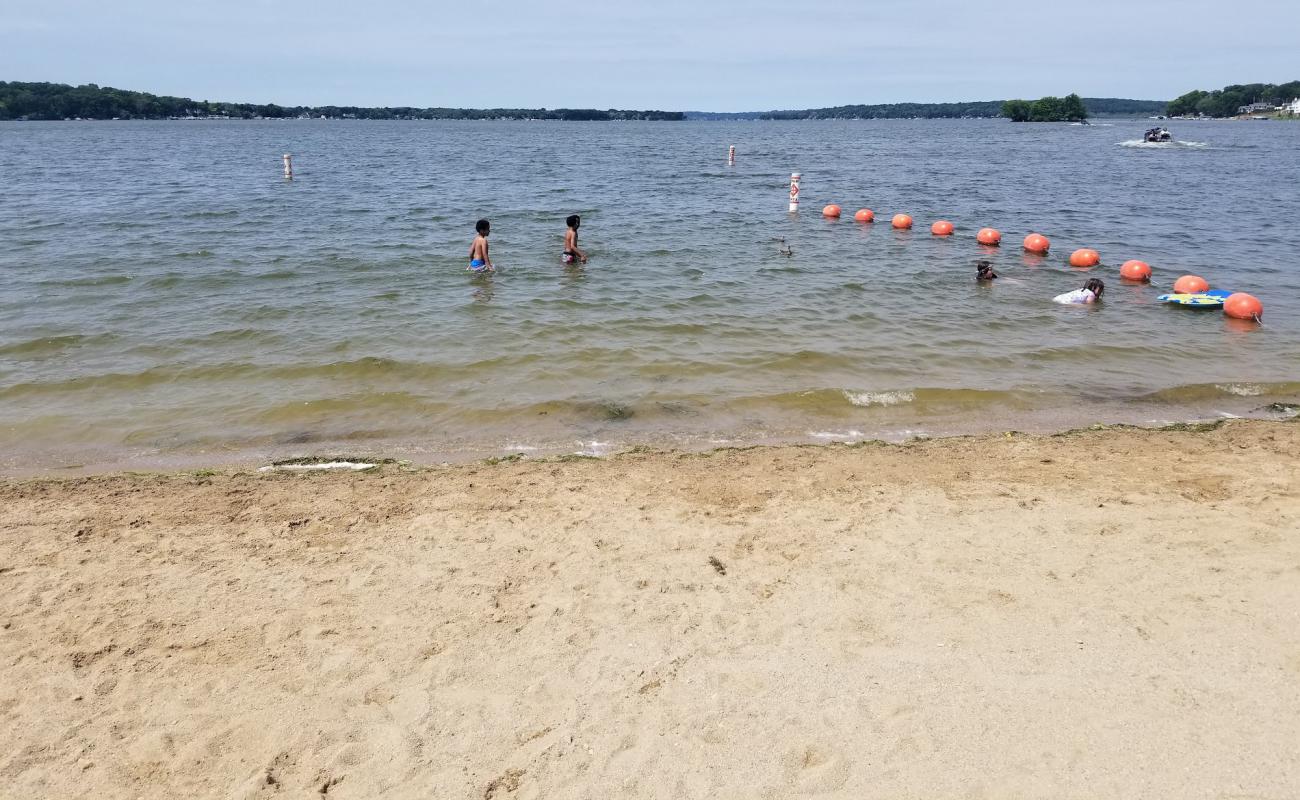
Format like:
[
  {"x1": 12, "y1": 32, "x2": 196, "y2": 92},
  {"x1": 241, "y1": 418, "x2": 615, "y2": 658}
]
[{"x1": 2, "y1": 118, "x2": 1298, "y2": 473}]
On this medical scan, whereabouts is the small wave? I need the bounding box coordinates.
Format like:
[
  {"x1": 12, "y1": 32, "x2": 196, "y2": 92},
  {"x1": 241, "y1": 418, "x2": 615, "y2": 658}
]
[
  {"x1": 575, "y1": 440, "x2": 615, "y2": 456},
  {"x1": 176, "y1": 249, "x2": 215, "y2": 258},
  {"x1": 1141, "y1": 382, "x2": 1300, "y2": 403},
  {"x1": 808, "y1": 430, "x2": 864, "y2": 441},
  {"x1": 177, "y1": 328, "x2": 280, "y2": 345},
  {"x1": 37, "y1": 274, "x2": 132, "y2": 287},
  {"x1": 256, "y1": 269, "x2": 298, "y2": 280},
  {"x1": 1214, "y1": 383, "x2": 1265, "y2": 397},
  {"x1": 0, "y1": 333, "x2": 115, "y2": 357},
  {"x1": 184, "y1": 210, "x2": 238, "y2": 219},
  {"x1": 143, "y1": 274, "x2": 183, "y2": 289},
  {"x1": 730, "y1": 387, "x2": 1047, "y2": 415},
  {"x1": 252, "y1": 391, "x2": 448, "y2": 424},
  {"x1": 844, "y1": 390, "x2": 915, "y2": 407}
]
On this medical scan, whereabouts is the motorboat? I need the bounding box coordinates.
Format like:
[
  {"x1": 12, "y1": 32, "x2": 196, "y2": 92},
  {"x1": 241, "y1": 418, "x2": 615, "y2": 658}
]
[{"x1": 1144, "y1": 127, "x2": 1172, "y2": 143}]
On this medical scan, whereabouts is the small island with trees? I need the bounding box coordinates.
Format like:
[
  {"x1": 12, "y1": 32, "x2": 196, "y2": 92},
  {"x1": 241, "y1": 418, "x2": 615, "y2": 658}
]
[{"x1": 1000, "y1": 93, "x2": 1090, "y2": 122}]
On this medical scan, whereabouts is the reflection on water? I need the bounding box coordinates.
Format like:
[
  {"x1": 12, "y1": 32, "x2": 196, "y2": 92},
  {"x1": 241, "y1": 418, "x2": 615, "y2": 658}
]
[{"x1": 469, "y1": 272, "x2": 495, "y2": 304}]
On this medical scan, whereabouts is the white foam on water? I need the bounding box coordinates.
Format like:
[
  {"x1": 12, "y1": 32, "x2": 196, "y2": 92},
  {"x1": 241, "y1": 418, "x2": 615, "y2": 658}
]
[
  {"x1": 1118, "y1": 139, "x2": 1209, "y2": 149},
  {"x1": 503, "y1": 444, "x2": 539, "y2": 451},
  {"x1": 1215, "y1": 383, "x2": 1264, "y2": 396},
  {"x1": 1217, "y1": 412, "x2": 1242, "y2": 419},
  {"x1": 808, "y1": 430, "x2": 864, "y2": 441},
  {"x1": 259, "y1": 461, "x2": 377, "y2": 472},
  {"x1": 843, "y1": 390, "x2": 915, "y2": 407}
]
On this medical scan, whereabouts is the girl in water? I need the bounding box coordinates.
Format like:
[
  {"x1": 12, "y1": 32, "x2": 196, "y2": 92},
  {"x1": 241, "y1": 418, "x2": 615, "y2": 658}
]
[{"x1": 1053, "y1": 278, "x2": 1104, "y2": 304}]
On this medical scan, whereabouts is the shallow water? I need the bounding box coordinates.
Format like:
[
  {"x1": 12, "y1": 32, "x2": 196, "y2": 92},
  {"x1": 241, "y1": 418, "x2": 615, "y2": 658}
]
[{"x1": 1, "y1": 118, "x2": 1298, "y2": 472}]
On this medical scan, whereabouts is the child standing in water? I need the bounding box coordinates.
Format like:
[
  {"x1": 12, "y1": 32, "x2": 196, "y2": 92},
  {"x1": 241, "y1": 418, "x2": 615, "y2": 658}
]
[
  {"x1": 468, "y1": 219, "x2": 494, "y2": 273},
  {"x1": 562, "y1": 214, "x2": 588, "y2": 265},
  {"x1": 1053, "y1": 278, "x2": 1104, "y2": 304}
]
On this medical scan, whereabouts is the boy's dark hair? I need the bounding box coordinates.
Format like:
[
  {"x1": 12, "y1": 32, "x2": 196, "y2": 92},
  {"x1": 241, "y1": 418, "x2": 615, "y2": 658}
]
[
  {"x1": 1084, "y1": 278, "x2": 1105, "y2": 297},
  {"x1": 566, "y1": 214, "x2": 580, "y2": 229},
  {"x1": 475, "y1": 219, "x2": 490, "y2": 235}
]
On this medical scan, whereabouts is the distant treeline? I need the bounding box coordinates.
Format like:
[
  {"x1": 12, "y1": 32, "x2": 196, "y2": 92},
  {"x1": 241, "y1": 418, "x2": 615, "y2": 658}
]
[
  {"x1": 739, "y1": 97, "x2": 1163, "y2": 120},
  {"x1": 1166, "y1": 81, "x2": 1300, "y2": 117},
  {"x1": 2, "y1": 80, "x2": 1183, "y2": 123},
  {"x1": 763, "y1": 101, "x2": 1003, "y2": 119},
  {"x1": 0, "y1": 82, "x2": 685, "y2": 121}
]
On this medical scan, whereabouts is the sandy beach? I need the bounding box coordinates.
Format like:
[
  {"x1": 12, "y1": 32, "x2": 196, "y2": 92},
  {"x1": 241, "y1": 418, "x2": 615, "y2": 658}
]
[{"x1": 2, "y1": 420, "x2": 1298, "y2": 799}]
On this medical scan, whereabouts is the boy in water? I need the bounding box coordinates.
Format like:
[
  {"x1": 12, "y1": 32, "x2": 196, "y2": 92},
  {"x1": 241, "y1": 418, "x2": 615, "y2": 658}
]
[
  {"x1": 468, "y1": 219, "x2": 494, "y2": 273},
  {"x1": 1053, "y1": 278, "x2": 1104, "y2": 304},
  {"x1": 975, "y1": 260, "x2": 998, "y2": 281},
  {"x1": 562, "y1": 214, "x2": 588, "y2": 265}
]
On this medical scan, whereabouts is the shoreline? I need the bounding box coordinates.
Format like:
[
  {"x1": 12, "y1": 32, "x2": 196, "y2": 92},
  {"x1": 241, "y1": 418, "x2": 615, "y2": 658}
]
[
  {"x1": 5, "y1": 387, "x2": 1294, "y2": 476},
  {"x1": 3, "y1": 419, "x2": 1298, "y2": 797},
  {"x1": 3, "y1": 401, "x2": 1296, "y2": 478}
]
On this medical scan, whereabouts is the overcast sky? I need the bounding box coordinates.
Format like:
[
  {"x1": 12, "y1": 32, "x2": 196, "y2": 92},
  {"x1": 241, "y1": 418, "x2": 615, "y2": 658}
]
[{"x1": 2, "y1": 0, "x2": 1295, "y2": 111}]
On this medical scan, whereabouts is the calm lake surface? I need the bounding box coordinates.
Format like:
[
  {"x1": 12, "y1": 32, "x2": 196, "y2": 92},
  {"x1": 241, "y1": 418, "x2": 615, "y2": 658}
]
[{"x1": 2, "y1": 118, "x2": 1298, "y2": 472}]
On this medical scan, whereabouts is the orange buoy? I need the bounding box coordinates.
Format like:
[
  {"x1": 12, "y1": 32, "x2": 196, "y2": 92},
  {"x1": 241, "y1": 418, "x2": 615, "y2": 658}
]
[
  {"x1": 1223, "y1": 293, "x2": 1263, "y2": 321},
  {"x1": 892, "y1": 213, "x2": 913, "y2": 229},
  {"x1": 1023, "y1": 233, "x2": 1050, "y2": 254},
  {"x1": 854, "y1": 208, "x2": 874, "y2": 223},
  {"x1": 1173, "y1": 275, "x2": 1209, "y2": 294},
  {"x1": 1069, "y1": 248, "x2": 1100, "y2": 268},
  {"x1": 823, "y1": 204, "x2": 842, "y2": 218},
  {"x1": 977, "y1": 227, "x2": 1001, "y2": 245},
  {"x1": 1119, "y1": 259, "x2": 1152, "y2": 282},
  {"x1": 930, "y1": 220, "x2": 954, "y2": 236}
]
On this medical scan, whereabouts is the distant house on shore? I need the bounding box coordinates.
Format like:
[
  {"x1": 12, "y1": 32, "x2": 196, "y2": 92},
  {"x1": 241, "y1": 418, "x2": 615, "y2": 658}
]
[
  {"x1": 1286, "y1": 98, "x2": 1300, "y2": 115},
  {"x1": 1237, "y1": 101, "x2": 1274, "y2": 115}
]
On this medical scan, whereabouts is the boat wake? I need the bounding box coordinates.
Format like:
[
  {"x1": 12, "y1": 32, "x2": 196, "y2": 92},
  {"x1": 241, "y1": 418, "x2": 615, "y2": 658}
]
[{"x1": 1119, "y1": 139, "x2": 1209, "y2": 149}]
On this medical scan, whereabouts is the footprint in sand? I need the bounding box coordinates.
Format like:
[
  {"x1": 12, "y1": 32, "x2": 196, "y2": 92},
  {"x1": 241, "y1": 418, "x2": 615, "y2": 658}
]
[{"x1": 779, "y1": 744, "x2": 850, "y2": 794}]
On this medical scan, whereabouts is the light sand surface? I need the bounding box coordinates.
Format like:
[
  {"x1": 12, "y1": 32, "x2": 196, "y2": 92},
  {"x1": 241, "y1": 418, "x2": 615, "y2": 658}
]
[{"x1": 2, "y1": 421, "x2": 1299, "y2": 799}]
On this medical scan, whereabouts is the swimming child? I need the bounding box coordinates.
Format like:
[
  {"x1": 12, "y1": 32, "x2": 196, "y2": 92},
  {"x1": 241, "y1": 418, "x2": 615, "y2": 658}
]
[
  {"x1": 976, "y1": 260, "x2": 998, "y2": 281},
  {"x1": 562, "y1": 214, "x2": 588, "y2": 265},
  {"x1": 1053, "y1": 277, "x2": 1104, "y2": 304},
  {"x1": 468, "y1": 219, "x2": 494, "y2": 273}
]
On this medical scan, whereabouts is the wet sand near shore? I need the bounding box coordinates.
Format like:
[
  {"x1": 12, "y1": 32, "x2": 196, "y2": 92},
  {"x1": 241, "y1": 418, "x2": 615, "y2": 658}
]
[{"x1": 2, "y1": 421, "x2": 1298, "y2": 799}]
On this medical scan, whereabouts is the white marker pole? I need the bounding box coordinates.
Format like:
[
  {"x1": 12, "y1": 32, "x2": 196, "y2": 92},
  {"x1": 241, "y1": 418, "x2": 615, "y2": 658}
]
[
  {"x1": 283, "y1": 153, "x2": 293, "y2": 180},
  {"x1": 788, "y1": 172, "x2": 801, "y2": 213},
  {"x1": 728, "y1": 145, "x2": 735, "y2": 166}
]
